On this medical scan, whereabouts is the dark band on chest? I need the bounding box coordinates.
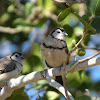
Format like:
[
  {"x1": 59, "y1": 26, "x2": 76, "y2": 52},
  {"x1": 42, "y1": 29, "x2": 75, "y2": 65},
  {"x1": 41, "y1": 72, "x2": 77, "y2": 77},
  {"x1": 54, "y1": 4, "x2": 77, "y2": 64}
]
[{"x1": 43, "y1": 43, "x2": 67, "y2": 50}]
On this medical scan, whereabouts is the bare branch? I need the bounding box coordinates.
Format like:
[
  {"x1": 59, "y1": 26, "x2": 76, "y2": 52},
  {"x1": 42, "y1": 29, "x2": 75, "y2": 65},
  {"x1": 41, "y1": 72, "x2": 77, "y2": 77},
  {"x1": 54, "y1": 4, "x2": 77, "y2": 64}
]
[
  {"x1": 81, "y1": 42, "x2": 100, "y2": 51},
  {"x1": 43, "y1": 12, "x2": 57, "y2": 21},
  {"x1": 0, "y1": 26, "x2": 32, "y2": 34},
  {"x1": 0, "y1": 52, "x2": 100, "y2": 99},
  {"x1": 53, "y1": 0, "x2": 87, "y2": 4},
  {"x1": 67, "y1": 52, "x2": 100, "y2": 73},
  {"x1": 26, "y1": 7, "x2": 42, "y2": 22},
  {"x1": 26, "y1": 7, "x2": 57, "y2": 22},
  {"x1": 45, "y1": 68, "x2": 74, "y2": 100}
]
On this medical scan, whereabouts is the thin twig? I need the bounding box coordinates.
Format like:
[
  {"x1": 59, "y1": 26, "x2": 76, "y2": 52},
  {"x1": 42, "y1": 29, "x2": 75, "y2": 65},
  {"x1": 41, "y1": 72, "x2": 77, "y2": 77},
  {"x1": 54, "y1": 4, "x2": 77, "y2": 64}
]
[
  {"x1": 69, "y1": 29, "x2": 87, "y2": 54},
  {"x1": 62, "y1": 64, "x2": 70, "y2": 100},
  {"x1": 81, "y1": 42, "x2": 100, "y2": 51},
  {"x1": 68, "y1": 52, "x2": 100, "y2": 72},
  {"x1": 62, "y1": 52, "x2": 71, "y2": 99}
]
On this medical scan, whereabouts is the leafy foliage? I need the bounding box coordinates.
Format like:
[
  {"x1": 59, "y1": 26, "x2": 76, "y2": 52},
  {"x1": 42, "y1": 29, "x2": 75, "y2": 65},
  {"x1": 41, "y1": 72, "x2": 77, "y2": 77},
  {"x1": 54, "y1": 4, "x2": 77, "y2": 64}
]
[
  {"x1": 0, "y1": 0, "x2": 100, "y2": 99},
  {"x1": 87, "y1": 0, "x2": 100, "y2": 16},
  {"x1": 75, "y1": 95, "x2": 91, "y2": 100},
  {"x1": 6, "y1": 87, "x2": 29, "y2": 100},
  {"x1": 57, "y1": 7, "x2": 71, "y2": 22}
]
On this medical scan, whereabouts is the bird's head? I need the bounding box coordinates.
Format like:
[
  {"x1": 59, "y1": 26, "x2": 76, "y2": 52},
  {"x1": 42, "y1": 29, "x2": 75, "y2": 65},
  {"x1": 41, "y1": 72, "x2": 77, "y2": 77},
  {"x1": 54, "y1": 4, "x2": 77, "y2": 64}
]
[
  {"x1": 10, "y1": 52, "x2": 24, "y2": 64},
  {"x1": 51, "y1": 28, "x2": 68, "y2": 40}
]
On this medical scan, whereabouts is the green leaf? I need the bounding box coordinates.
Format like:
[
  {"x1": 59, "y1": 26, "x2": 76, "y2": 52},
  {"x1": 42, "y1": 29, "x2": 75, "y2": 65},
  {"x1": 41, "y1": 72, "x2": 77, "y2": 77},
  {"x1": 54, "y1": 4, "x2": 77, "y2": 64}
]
[
  {"x1": 87, "y1": 0, "x2": 100, "y2": 16},
  {"x1": 82, "y1": 15, "x2": 89, "y2": 22},
  {"x1": 13, "y1": 18, "x2": 34, "y2": 27},
  {"x1": 57, "y1": 7, "x2": 71, "y2": 22},
  {"x1": 91, "y1": 17, "x2": 100, "y2": 33},
  {"x1": 73, "y1": 12, "x2": 96, "y2": 33},
  {"x1": 75, "y1": 95, "x2": 91, "y2": 100},
  {"x1": 7, "y1": 4, "x2": 14, "y2": 13},
  {"x1": 0, "y1": 13, "x2": 10, "y2": 24},
  {"x1": 37, "y1": 0, "x2": 43, "y2": 9},
  {"x1": 44, "y1": 0, "x2": 54, "y2": 12},
  {"x1": 87, "y1": 17, "x2": 100, "y2": 34},
  {"x1": 37, "y1": 0, "x2": 55, "y2": 12},
  {"x1": 25, "y1": 2, "x2": 34, "y2": 17},
  {"x1": 79, "y1": 70, "x2": 85, "y2": 82},
  {"x1": 46, "y1": 91, "x2": 59, "y2": 100}
]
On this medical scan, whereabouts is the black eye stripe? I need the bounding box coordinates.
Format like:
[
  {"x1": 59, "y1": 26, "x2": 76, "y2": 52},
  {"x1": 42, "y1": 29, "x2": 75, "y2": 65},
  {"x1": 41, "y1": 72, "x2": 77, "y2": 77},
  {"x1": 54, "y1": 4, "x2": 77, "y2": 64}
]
[
  {"x1": 57, "y1": 31, "x2": 60, "y2": 33},
  {"x1": 60, "y1": 29, "x2": 65, "y2": 32}
]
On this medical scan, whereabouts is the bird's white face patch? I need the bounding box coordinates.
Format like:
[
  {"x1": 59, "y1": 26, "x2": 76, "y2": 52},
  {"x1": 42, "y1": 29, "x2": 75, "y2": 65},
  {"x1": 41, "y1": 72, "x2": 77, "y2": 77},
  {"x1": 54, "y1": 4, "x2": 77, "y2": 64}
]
[
  {"x1": 10, "y1": 53, "x2": 24, "y2": 65},
  {"x1": 52, "y1": 29, "x2": 67, "y2": 40}
]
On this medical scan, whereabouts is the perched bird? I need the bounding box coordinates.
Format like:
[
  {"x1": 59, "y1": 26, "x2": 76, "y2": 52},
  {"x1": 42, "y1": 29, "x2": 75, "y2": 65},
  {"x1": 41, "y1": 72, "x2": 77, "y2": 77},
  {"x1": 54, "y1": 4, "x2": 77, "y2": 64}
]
[
  {"x1": 0, "y1": 52, "x2": 24, "y2": 86},
  {"x1": 41, "y1": 28, "x2": 69, "y2": 85}
]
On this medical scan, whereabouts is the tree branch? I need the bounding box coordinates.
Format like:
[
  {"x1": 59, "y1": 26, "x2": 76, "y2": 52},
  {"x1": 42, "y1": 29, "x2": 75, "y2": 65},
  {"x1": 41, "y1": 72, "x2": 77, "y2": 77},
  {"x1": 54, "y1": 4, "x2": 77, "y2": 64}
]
[
  {"x1": 81, "y1": 42, "x2": 100, "y2": 51},
  {"x1": 68, "y1": 52, "x2": 100, "y2": 73},
  {"x1": 69, "y1": 29, "x2": 87, "y2": 54},
  {"x1": 45, "y1": 68, "x2": 74, "y2": 100},
  {"x1": 0, "y1": 26, "x2": 32, "y2": 34},
  {"x1": 53, "y1": 0, "x2": 87, "y2": 4},
  {"x1": 0, "y1": 52, "x2": 100, "y2": 99}
]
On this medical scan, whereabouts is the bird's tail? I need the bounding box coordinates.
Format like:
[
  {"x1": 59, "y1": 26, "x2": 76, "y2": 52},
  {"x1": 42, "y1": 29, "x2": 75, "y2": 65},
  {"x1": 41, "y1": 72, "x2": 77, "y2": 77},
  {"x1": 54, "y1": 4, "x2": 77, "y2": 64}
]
[{"x1": 55, "y1": 76, "x2": 63, "y2": 86}]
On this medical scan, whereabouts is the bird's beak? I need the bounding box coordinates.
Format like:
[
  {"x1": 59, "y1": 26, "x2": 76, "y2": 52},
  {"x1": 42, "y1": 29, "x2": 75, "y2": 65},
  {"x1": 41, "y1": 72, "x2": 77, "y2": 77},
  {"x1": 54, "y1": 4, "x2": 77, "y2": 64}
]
[
  {"x1": 63, "y1": 31, "x2": 68, "y2": 36},
  {"x1": 20, "y1": 55, "x2": 24, "y2": 59}
]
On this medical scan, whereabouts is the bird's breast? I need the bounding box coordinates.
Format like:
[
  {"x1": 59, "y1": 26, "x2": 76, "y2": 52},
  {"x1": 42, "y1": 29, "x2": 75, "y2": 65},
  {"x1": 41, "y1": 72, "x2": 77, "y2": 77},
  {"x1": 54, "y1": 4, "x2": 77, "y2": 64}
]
[
  {"x1": 14, "y1": 62, "x2": 23, "y2": 75},
  {"x1": 43, "y1": 47, "x2": 67, "y2": 68},
  {"x1": 41, "y1": 36, "x2": 68, "y2": 68}
]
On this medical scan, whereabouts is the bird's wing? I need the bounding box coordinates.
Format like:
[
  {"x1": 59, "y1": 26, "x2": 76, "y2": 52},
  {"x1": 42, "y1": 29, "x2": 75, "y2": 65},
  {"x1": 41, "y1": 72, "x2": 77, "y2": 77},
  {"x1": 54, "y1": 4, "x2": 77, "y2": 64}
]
[
  {"x1": 65, "y1": 44, "x2": 69, "y2": 65},
  {"x1": 40, "y1": 42, "x2": 46, "y2": 63},
  {"x1": 0, "y1": 57, "x2": 17, "y2": 74},
  {"x1": 40, "y1": 36, "x2": 54, "y2": 63}
]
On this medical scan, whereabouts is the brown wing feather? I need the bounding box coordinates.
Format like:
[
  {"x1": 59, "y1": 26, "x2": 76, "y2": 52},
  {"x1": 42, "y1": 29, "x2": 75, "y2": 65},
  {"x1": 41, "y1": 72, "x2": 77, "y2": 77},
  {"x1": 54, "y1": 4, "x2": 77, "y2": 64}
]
[
  {"x1": 0, "y1": 56, "x2": 16, "y2": 74},
  {"x1": 65, "y1": 45, "x2": 69, "y2": 65}
]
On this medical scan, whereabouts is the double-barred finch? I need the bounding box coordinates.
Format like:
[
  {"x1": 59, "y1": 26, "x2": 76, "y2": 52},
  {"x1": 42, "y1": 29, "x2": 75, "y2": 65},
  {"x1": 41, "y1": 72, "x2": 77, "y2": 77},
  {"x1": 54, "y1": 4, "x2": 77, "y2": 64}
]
[
  {"x1": 0, "y1": 52, "x2": 24, "y2": 85},
  {"x1": 41, "y1": 28, "x2": 69, "y2": 85}
]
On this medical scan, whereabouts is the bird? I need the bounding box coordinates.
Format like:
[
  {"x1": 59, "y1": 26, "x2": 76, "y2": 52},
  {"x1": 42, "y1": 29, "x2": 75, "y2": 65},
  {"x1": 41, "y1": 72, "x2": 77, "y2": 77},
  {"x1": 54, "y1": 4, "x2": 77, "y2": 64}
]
[
  {"x1": 41, "y1": 27, "x2": 69, "y2": 85},
  {"x1": 0, "y1": 52, "x2": 24, "y2": 86}
]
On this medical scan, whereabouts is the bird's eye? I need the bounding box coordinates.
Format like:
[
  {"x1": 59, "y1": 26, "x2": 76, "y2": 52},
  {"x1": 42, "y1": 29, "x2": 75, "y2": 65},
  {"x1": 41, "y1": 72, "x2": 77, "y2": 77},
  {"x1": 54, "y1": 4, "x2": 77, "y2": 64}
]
[
  {"x1": 15, "y1": 55, "x2": 18, "y2": 57},
  {"x1": 57, "y1": 31, "x2": 60, "y2": 33}
]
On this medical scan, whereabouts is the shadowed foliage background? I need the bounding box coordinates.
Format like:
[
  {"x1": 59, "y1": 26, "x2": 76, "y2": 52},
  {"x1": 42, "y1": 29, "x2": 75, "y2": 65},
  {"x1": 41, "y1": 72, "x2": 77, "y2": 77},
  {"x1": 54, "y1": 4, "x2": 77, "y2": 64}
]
[{"x1": 0, "y1": 0, "x2": 100, "y2": 100}]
